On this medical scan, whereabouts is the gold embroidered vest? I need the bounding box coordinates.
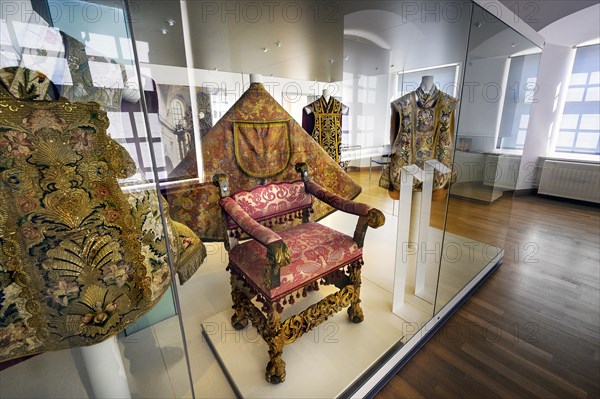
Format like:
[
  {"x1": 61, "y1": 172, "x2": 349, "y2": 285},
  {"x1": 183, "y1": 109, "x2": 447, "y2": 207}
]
[
  {"x1": 380, "y1": 87, "x2": 458, "y2": 192},
  {"x1": 303, "y1": 97, "x2": 344, "y2": 165}
]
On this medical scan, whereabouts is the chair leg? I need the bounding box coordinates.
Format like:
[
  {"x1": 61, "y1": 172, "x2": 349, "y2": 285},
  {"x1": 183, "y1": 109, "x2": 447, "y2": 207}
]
[
  {"x1": 230, "y1": 276, "x2": 249, "y2": 330},
  {"x1": 347, "y1": 262, "x2": 364, "y2": 323},
  {"x1": 265, "y1": 308, "x2": 286, "y2": 384}
]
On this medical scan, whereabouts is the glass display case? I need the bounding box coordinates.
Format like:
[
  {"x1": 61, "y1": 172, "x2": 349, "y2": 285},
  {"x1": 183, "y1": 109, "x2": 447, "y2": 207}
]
[{"x1": 0, "y1": 1, "x2": 543, "y2": 397}]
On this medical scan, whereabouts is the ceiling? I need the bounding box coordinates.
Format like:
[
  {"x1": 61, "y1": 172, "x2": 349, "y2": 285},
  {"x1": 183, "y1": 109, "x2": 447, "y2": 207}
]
[
  {"x1": 497, "y1": 0, "x2": 599, "y2": 31},
  {"x1": 78, "y1": 0, "x2": 598, "y2": 81}
]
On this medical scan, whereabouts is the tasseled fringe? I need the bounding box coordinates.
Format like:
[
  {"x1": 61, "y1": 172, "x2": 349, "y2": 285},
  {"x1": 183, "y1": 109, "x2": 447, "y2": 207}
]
[
  {"x1": 228, "y1": 257, "x2": 364, "y2": 314},
  {"x1": 228, "y1": 209, "x2": 310, "y2": 238}
]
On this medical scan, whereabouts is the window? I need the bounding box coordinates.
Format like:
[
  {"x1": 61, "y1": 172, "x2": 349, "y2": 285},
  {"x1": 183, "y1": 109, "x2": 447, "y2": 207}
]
[
  {"x1": 170, "y1": 99, "x2": 185, "y2": 126},
  {"x1": 556, "y1": 44, "x2": 600, "y2": 154},
  {"x1": 496, "y1": 53, "x2": 541, "y2": 150}
]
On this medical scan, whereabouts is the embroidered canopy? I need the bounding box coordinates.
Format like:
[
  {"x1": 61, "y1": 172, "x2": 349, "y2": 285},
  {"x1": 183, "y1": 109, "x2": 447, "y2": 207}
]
[{"x1": 163, "y1": 82, "x2": 362, "y2": 241}]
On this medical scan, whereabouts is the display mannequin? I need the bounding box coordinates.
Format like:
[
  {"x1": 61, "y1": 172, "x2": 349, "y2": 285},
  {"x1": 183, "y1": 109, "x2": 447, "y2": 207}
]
[
  {"x1": 379, "y1": 75, "x2": 458, "y2": 198},
  {"x1": 250, "y1": 73, "x2": 263, "y2": 84},
  {"x1": 382, "y1": 76, "x2": 458, "y2": 311},
  {"x1": 304, "y1": 89, "x2": 332, "y2": 114},
  {"x1": 122, "y1": 76, "x2": 142, "y2": 103},
  {"x1": 302, "y1": 89, "x2": 349, "y2": 166},
  {"x1": 420, "y1": 75, "x2": 435, "y2": 93}
]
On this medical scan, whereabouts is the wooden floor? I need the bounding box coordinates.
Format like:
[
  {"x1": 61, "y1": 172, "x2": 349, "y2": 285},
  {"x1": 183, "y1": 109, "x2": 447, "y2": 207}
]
[{"x1": 375, "y1": 194, "x2": 600, "y2": 399}]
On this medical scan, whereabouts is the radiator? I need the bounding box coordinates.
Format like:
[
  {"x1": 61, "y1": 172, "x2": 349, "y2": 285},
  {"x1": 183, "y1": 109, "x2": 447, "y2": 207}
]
[{"x1": 538, "y1": 160, "x2": 600, "y2": 203}]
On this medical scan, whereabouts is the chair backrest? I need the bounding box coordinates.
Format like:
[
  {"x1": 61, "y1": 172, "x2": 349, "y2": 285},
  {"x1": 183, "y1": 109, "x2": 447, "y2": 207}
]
[{"x1": 226, "y1": 180, "x2": 313, "y2": 230}]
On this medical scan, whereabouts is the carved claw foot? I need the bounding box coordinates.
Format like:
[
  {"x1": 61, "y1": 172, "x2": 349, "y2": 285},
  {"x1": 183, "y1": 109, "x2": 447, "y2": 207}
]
[
  {"x1": 231, "y1": 313, "x2": 248, "y2": 330},
  {"x1": 265, "y1": 358, "x2": 286, "y2": 384},
  {"x1": 347, "y1": 305, "x2": 364, "y2": 323}
]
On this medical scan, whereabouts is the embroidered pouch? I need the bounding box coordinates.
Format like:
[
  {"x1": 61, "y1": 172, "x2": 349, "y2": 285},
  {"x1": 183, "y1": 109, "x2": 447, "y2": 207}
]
[{"x1": 233, "y1": 120, "x2": 292, "y2": 178}]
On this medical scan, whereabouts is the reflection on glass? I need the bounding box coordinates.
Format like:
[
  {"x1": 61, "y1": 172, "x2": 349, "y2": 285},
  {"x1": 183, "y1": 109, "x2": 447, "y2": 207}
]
[
  {"x1": 0, "y1": 0, "x2": 545, "y2": 396},
  {"x1": 435, "y1": 4, "x2": 542, "y2": 313},
  {"x1": 0, "y1": 1, "x2": 195, "y2": 397}
]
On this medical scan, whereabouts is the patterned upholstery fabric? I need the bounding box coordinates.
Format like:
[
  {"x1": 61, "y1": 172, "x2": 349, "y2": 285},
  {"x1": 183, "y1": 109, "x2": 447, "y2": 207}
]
[
  {"x1": 0, "y1": 90, "x2": 205, "y2": 361},
  {"x1": 306, "y1": 180, "x2": 371, "y2": 216},
  {"x1": 380, "y1": 86, "x2": 458, "y2": 192},
  {"x1": 229, "y1": 181, "x2": 312, "y2": 227},
  {"x1": 229, "y1": 223, "x2": 361, "y2": 301},
  {"x1": 217, "y1": 165, "x2": 384, "y2": 383},
  {"x1": 220, "y1": 197, "x2": 284, "y2": 247},
  {"x1": 163, "y1": 83, "x2": 361, "y2": 241}
]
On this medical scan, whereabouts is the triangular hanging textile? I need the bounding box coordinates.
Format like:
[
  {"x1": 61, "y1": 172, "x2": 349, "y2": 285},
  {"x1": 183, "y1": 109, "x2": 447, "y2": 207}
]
[{"x1": 163, "y1": 83, "x2": 362, "y2": 241}]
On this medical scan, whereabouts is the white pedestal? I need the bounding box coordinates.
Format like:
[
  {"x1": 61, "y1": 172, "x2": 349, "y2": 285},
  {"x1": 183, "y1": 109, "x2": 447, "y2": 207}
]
[
  {"x1": 201, "y1": 279, "x2": 412, "y2": 398},
  {"x1": 392, "y1": 161, "x2": 452, "y2": 313},
  {"x1": 79, "y1": 337, "x2": 131, "y2": 399},
  {"x1": 392, "y1": 165, "x2": 424, "y2": 314},
  {"x1": 414, "y1": 160, "x2": 450, "y2": 303}
]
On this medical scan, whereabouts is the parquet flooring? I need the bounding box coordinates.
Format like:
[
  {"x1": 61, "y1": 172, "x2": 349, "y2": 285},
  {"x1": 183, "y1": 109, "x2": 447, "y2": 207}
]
[{"x1": 375, "y1": 194, "x2": 600, "y2": 398}]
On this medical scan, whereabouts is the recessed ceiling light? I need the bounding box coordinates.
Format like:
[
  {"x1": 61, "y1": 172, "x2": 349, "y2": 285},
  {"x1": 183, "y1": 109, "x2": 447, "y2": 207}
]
[
  {"x1": 344, "y1": 56, "x2": 349, "y2": 61},
  {"x1": 262, "y1": 47, "x2": 269, "y2": 53},
  {"x1": 166, "y1": 18, "x2": 176, "y2": 26},
  {"x1": 511, "y1": 43, "x2": 517, "y2": 47},
  {"x1": 474, "y1": 21, "x2": 482, "y2": 28},
  {"x1": 159, "y1": 28, "x2": 168, "y2": 35},
  {"x1": 275, "y1": 40, "x2": 282, "y2": 47},
  {"x1": 213, "y1": 67, "x2": 218, "y2": 71},
  {"x1": 329, "y1": 59, "x2": 335, "y2": 64}
]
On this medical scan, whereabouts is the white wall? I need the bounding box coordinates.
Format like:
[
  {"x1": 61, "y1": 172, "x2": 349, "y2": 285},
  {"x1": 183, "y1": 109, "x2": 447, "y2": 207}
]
[
  {"x1": 141, "y1": 63, "x2": 334, "y2": 121},
  {"x1": 516, "y1": 44, "x2": 576, "y2": 190},
  {"x1": 456, "y1": 57, "x2": 509, "y2": 149},
  {"x1": 515, "y1": 4, "x2": 600, "y2": 190}
]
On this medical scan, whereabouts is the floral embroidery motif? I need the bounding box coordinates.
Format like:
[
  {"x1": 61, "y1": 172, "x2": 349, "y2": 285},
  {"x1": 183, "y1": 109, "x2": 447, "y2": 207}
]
[
  {"x1": 233, "y1": 121, "x2": 292, "y2": 178},
  {"x1": 229, "y1": 222, "x2": 361, "y2": 301},
  {"x1": 163, "y1": 83, "x2": 361, "y2": 241},
  {"x1": 380, "y1": 86, "x2": 458, "y2": 192},
  {"x1": 0, "y1": 96, "x2": 206, "y2": 361},
  {"x1": 303, "y1": 97, "x2": 345, "y2": 166}
]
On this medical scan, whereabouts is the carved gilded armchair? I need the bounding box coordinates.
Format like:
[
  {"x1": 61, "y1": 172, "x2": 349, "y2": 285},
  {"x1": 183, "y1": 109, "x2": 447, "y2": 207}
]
[{"x1": 214, "y1": 163, "x2": 385, "y2": 383}]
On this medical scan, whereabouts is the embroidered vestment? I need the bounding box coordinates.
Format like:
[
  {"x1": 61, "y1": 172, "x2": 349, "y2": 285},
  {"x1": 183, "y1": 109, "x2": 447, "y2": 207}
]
[
  {"x1": 379, "y1": 86, "x2": 458, "y2": 192},
  {"x1": 302, "y1": 97, "x2": 346, "y2": 166},
  {"x1": 163, "y1": 83, "x2": 361, "y2": 241}
]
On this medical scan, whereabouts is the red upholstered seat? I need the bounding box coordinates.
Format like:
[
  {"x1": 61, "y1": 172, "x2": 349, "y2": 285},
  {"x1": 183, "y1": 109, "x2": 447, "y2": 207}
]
[
  {"x1": 229, "y1": 222, "x2": 361, "y2": 301},
  {"x1": 214, "y1": 163, "x2": 385, "y2": 384}
]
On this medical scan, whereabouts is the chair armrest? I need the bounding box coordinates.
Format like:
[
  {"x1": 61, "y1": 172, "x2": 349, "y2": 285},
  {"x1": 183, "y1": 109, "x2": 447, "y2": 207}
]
[
  {"x1": 220, "y1": 197, "x2": 291, "y2": 289},
  {"x1": 305, "y1": 180, "x2": 385, "y2": 229},
  {"x1": 220, "y1": 197, "x2": 283, "y2": 246}
]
